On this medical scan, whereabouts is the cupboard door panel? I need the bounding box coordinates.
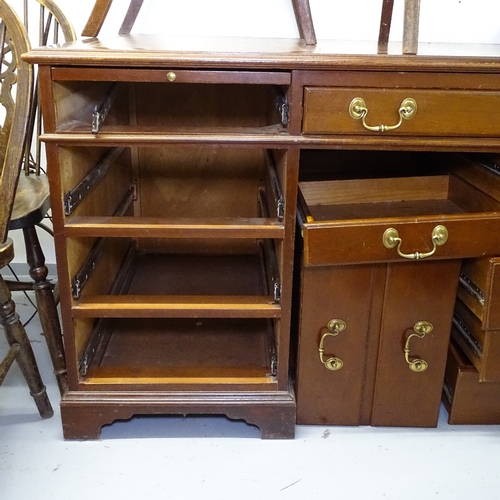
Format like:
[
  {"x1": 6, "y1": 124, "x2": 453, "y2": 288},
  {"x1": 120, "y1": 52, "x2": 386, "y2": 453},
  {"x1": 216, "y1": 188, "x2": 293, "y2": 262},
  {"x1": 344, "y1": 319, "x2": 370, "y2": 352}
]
[
  {"x1": 371, "y1": 259, "x2": 461, "y2": 427},
  {"x1": 296, "y1": 265, "x2": 374, "y2": 425}
]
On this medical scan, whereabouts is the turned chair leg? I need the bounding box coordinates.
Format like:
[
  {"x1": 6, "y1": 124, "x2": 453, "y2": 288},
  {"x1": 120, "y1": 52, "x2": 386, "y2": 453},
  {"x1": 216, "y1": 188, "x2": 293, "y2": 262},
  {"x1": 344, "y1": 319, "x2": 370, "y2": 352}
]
[
  {"x1": 0, "y1": 342, "x2": 20, "y2": 384},
  {"x1": 0, "y1": 274, "x2": 53, "y2": 418},
  {"x1": 23, "y1": 226, "x2": 68, "y2": 396},
  {"x1": 292, "y1": 0, "x2": 317, "y2": 45}
]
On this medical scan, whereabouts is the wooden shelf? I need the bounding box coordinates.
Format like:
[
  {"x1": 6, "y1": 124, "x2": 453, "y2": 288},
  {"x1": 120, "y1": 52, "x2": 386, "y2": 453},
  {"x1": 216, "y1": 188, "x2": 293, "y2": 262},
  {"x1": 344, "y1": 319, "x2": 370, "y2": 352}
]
[
  {"x1": 65, "y1": 216, "x2": 285, "y2": 239},
  {"x1": 74, "y1": 252, "x2": 280, "y2": 316},
  {"x1": 83, "y1": 317, "x2": 277, "y2": 386},
  {"x1": 73, "y1": 295, "x2": 281, "y2": 318}
]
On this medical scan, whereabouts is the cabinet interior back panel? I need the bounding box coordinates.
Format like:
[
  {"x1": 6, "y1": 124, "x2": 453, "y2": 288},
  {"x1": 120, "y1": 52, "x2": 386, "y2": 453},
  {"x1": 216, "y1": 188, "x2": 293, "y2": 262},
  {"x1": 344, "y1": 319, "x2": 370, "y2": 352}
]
[{"x1": 126, "y1": 253, "x2": 266, "y2": 296}]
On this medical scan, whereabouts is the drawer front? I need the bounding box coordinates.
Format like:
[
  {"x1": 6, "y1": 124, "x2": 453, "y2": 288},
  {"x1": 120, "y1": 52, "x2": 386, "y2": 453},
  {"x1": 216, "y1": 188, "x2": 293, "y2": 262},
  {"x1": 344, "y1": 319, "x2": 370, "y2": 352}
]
[
  {"x1": 51, "y1": 67, "x2": 292, "y2": 85},
  {"x1": 302, "y1": 217, "x2": 500, "y2": 266},
  {"x1": 459, "y1": 257, "x2": 500, "y2": 329},
  {"x1": 443, "y1": 340, "x2": 500, "y2": 425},
  {"x1": 370, "y1": 260, "x2": 460, "y2": 427},
  {"x1": 303, "y1": 87, "x2": 500, "y2": 136},
  {"x1": 295, "y1": 265, "x2": 374, "y2": 425},
  {"x1": 452, "y1": 299, "x2": 500, "y2": 382}
]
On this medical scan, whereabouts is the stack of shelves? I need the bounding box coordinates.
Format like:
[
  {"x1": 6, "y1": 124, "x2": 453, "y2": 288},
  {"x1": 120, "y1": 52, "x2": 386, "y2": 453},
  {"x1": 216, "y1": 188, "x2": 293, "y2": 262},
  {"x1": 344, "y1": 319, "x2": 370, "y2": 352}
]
[{"x1": 40, "y1": 65, "x2": 298, "y2": 439}]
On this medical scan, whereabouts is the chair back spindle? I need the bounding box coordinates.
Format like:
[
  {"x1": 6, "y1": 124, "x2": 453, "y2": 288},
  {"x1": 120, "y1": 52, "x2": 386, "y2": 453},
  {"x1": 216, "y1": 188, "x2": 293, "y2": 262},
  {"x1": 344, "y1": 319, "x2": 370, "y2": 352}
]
[{"x1": 0, "y1": 0, "x2": 33, "y2": 244}]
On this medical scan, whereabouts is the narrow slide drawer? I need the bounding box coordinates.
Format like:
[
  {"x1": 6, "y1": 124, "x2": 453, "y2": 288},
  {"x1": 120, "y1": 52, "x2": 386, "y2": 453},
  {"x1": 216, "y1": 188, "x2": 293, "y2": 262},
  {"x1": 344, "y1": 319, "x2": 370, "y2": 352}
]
[
  {"x1": 459, "y1": 257, "x2": 500, "y2": 330},
  {"x1": 451, "y1": 299, "x2": 500, "y2": 383},
  {"x1": 443, "y1": 339, "x2": 500, "y2": 425}
]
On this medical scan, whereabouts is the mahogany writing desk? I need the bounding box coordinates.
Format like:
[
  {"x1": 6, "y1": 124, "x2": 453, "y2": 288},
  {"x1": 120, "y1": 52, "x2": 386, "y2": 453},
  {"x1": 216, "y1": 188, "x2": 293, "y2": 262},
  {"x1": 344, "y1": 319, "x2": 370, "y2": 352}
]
[{"x1": 25, "y1": 36, "x2": 500, "y2": 438}]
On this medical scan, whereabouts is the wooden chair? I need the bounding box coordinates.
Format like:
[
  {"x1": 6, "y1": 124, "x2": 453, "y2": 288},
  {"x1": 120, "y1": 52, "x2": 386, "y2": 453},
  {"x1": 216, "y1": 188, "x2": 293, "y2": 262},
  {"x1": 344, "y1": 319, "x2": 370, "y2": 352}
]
[
  {"x1": 5, "y1": 0, "x2": 75, "y2": 397},
  {"x1": 82, "y1": 0, "x2": 317, "y2": 45},
  {"x1": 0, "y1": 0, "x2": 52, "y2": 418}
]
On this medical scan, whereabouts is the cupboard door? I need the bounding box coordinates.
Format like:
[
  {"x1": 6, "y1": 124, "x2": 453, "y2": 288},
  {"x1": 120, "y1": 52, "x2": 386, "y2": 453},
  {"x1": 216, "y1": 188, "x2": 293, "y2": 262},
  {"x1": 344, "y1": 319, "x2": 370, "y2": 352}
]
[
  {"x1": 371, "y1": 259, "x2": 461, "y2": 427},
  {"x1": 296, "y1": 264, "x2": 374, "y2": 425}
]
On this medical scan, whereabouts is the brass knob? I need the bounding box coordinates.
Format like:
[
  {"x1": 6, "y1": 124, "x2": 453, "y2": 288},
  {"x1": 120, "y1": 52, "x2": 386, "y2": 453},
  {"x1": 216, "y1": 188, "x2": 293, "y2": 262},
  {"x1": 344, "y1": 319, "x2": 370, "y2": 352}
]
[{"x1": 166, "y1": 71, "x2": 177, "y2": 82}]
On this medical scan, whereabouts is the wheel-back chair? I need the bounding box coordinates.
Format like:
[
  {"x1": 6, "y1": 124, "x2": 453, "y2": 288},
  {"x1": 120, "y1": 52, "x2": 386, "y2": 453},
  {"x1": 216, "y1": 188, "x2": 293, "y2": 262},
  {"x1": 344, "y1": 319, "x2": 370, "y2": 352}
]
[
  {"x1": 4, "y1": 0, "x2": 75, "y2": 398},
  {"x1": 0, "y1": 0, "x2": 53, "y2": 417}
]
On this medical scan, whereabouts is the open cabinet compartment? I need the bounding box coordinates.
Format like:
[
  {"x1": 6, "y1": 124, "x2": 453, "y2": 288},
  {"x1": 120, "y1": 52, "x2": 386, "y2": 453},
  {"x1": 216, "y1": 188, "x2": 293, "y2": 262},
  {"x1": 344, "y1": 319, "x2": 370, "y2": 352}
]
[
  {"x1": 51, "y1": 141, "x2": 296, "y2": 438},
  {"x1": 62, "y1": 146, "x2": 287, "y2": 230},
  {"x1": 70, "y1": 236, "x2": 281, "y2": 389},
  {"x1": 59, "y1": 146, "x2": 289, "y2": 390},
  {"x1": 77, "y1": 316, "x2": 277, "y2": 388},
  {"x1": 50, "y1": 68, "x2": 291, "y2": 135}
]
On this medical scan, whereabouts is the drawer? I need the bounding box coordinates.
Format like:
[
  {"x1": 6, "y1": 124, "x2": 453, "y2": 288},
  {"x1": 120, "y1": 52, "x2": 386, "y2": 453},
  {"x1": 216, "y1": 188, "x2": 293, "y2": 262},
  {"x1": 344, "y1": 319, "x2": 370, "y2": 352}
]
[
  {"x1": 443, "y1": 339, "x2": 500, "y2": 425},
  {"x1": 451, "y1": 299, "x2": 500, "y2": 382},
  {"x1": 458, "y1": 257, "x2": 500, "y2": 330},
  {"x1": 303, "y1": 87, "x2": 500, "y2": 137},
  {"x1": 298, "y1": 154, "x2": 500, "y2": 266}
]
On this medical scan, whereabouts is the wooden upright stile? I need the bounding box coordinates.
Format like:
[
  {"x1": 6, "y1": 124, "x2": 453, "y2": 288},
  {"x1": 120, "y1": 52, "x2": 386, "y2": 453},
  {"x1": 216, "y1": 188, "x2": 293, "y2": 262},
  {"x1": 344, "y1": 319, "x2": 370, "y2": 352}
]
[{"x1": 402, "y1": 0, "x2": 420, "y2": 54}]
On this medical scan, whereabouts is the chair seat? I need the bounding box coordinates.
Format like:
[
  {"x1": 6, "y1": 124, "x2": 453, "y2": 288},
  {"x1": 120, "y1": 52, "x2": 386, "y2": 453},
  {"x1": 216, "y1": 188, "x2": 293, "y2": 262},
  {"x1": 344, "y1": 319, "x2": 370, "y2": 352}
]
[{"x1": 9, "y1": 174, "x2": 50, "y2": 230}]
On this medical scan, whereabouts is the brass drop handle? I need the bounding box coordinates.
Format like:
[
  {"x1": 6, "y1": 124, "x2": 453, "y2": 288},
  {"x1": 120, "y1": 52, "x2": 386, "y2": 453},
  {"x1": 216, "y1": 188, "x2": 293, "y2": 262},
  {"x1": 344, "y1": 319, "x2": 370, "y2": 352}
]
[
  {"x1": 404, "y1": 321, "x2": 433, "y2": 372},
  {"x1": 349, "y1": 97, "x2": 417, "y2": 132},
  {"x1": 383, "y1": 225, "x2": 448, "y2": 260},
  {"x1": 318, "y1": 319, "x2": 346, "y2": 371}
]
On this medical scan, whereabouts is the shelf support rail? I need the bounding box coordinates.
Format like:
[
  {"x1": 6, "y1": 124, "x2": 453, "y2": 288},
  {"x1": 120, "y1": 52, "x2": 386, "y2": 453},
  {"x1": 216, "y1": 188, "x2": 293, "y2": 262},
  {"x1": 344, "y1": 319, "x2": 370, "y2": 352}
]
[
  {"x1": 458, "y1": 272, "x2": 485, "y2": 306},
  {"x1": 452, "y1": 315, "x2": 483, "y2": 358},
  {"x1": 78, "y1": 245, "x2": 137, "y2": 377},
  {"x1": 92, "y1": 82, "x2": 119, "y2": 134},
  {"x1": 266, "y1": 319, "x2": 278, "y2": 377},
  {"x1": 64, "y1": 147, "x2": 126, "y2": 216},
  {"x1": 274, "y1": 87, "x2": 289, "y2": 127},
  {"x1": 71, "y1": 187, "x2": 134, "y2": 299},
  {"x1": 258, "y1": 192, "x2": 281, "y2": 303},
  {"x1": 265, "y1": 151, "x2": 285, "y2": 220}
]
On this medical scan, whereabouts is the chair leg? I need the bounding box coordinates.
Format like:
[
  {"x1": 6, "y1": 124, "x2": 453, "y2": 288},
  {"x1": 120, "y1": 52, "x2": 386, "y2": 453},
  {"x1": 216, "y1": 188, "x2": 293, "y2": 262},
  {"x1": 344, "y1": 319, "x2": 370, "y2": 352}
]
[
  {"x1": 23, "y1": 226, "x2": 68, "y2": 396},
  {"x1": 292, "y1": 0, "x2": 317, "y2": 45},
  {"x1": 0, "y1": 343, "x2": 20, "y2": 385},
  {"x1": 0, "y1": 274, "x2": 53, "y2": 418}
]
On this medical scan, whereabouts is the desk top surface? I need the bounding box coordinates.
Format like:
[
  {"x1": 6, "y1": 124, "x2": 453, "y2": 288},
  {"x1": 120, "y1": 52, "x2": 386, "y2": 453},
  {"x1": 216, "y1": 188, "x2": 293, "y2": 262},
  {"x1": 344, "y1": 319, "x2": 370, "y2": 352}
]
[{"x1": 24, "y1": 35, "x2": 500, "y2": 73}]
